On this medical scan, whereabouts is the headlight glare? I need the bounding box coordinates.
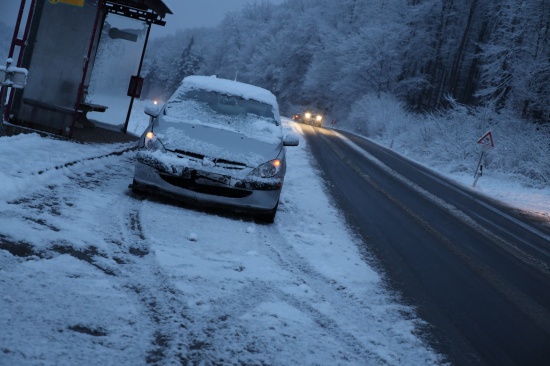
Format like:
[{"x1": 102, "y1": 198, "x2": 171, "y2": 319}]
[
  {"x1": 253, "y1": 159, "x2": 282, "y2": 178},
  {"x1": 144, "y1": 131, "x2": 164, "y2": 152},
  {"x1": 304, "y1": 112, "x2": 312, "y2": 119}
]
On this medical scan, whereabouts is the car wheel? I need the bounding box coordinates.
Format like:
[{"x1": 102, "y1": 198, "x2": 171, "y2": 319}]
[
  {"x1": 255, "y1": 201, "x2": 278, "y2": 224},
  {"x1": 130, "y1": 179, "x2": 146, "y2": 195}
]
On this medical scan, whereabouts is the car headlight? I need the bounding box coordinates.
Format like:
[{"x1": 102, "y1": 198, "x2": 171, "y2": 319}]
[
  {"x1": 144, "y1": 131, "x2": 166, "y2": 152},
  {"x1": 252, "y1": 159, "x2": 282, "y2": 178},
  {"x1": 316, "y1": 115, "x2": 323, "y2": 122},
  {"x1": 304, "y1": 112, "x2": 312, "y2": 119}
]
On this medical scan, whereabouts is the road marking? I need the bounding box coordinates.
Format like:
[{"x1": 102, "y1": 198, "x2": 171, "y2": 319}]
[
  {"x1": 312, "y1": 128, "x2": 550, "y2": 333},
  {"x1": 344, "y1": 129, "x2": 550, "y2": 246},
  {"x1": 417, "y1": 168, "x2": 550, "y2": 247},
  {"x1": 329, "y1": 130, "x2": 549, "y2": 274}
]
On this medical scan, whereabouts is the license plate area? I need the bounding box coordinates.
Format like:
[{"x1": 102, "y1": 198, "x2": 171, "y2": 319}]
[{"x1": 182, "y1": 168, "x2": 230, "y2": 186}]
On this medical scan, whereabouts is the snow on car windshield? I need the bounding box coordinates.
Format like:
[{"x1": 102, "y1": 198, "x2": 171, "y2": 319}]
[
  {"x1": 163, "y1": 88, "x2": 282, "y2": 144},
  {"x1": 182, "y1": 75, "x2": 279, "y2": 110}
]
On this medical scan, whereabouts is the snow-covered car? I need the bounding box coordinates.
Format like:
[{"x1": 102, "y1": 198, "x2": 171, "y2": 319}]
[
  {"x1": 298, "y1": 111, "x2": 323, "y2": 127},
  {"x1": 130, "y1": 75, "x2": 299, "y2": 222}
]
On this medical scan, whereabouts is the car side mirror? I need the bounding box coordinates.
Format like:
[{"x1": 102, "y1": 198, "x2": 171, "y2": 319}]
[
  {"x1": 144, "y1": 106, "x2": 160, "y2": 118},
  {"x1": 283, "y1": 133, "x2": 299, "y2": 147}
]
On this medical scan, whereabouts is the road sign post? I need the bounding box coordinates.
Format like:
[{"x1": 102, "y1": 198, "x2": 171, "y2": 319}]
[{"x1": 473, "y1": 130, "x2": 494, "y2": 187}]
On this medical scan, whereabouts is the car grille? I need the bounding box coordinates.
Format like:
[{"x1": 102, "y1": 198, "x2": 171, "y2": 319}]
[{"x1": 173, "y1": 149, "x2": 247, "y2": 170}]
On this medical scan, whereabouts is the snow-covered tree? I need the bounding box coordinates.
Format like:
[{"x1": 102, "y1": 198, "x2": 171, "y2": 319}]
[
  {"x1": 140, "y1": 0, "x2": 548, "y2": 122},
  {"x1": 477, "y1": 0, "x2": 550, "y2": 120}
]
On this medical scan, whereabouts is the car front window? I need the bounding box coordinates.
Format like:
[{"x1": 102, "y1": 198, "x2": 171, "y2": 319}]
[
  {"x1": 162, "y1": 88, "x2": 282, "y2": 143},
  {"x1": 165, "y1": 89, "x2": 278, "y2": 125}
]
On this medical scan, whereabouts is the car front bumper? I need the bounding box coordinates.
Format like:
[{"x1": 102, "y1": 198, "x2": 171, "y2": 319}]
[{"x1": 131, "y1": 160, "x2": 281, "y2": 214}]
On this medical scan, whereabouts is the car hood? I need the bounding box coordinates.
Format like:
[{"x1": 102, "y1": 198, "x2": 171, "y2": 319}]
[{"x1": 153, "y1": 119, "x2": 283, "y2": 167}]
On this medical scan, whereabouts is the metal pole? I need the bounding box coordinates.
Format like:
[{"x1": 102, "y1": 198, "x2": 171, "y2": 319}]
[
  {"x1": 1, "y1": 0, "x2": 27, "y2": 122},
  {"x1": 0, "y1": 88, "x2": 5, "y2": 129},
  {"x1": 122, "y1": 22, "x2": 151, "y2": 134},
  {"x1": 6, "y1": 0, "x2": 36, "y2": 123},
  {"x1": 8, "y1": 0, "x2": 27, "y2": 59},
  {"x1": 69, "y1": 0, "x2": 104, "y2": 138},
  {"x1": 0, "y1": 60, "x2": 10, "y2": 128},
  {"x1": 474, "y1": 150, "x2": 484, "y2": 178}
]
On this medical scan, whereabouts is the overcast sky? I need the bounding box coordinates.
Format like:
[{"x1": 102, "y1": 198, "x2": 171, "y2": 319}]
[
  {"x1": 0, "y1": 0, "x2": 285, "y2": 38},
  {"x1": 153, "y1": 0, "x2": 284, "y2": 38}
]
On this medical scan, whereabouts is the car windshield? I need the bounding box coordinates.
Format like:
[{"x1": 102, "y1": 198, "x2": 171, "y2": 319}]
[
  {"x1": 165, "y1": 88, "x2": 278, "y2": 126},
  {"x1": 162, "y1": 88, "x2": 282, "y2": 144}
]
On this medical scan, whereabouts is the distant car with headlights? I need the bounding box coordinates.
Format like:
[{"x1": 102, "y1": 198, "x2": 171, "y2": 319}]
[
  {"x1": 129, "y1": 75, "x2": 299, "y2": 223},
  {"x1": 297, "y1": 111, "x2": 323, "y2": 127}
]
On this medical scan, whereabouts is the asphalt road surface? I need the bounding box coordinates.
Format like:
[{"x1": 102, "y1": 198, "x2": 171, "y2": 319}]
[{"x1": 299, "y1": 124, "x2": 550, "y2": 366}]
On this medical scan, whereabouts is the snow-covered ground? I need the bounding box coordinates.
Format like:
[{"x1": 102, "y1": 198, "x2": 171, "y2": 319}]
[
  {"x1": 436, "y1": 167, "x2": 550, "y2": 223},
  {"x1": 1, "y1": 98, "x2": 548, "y2": 365},
  {"x1": 343, "y1": 93, "x2": 550, "y2": 222},
  {"x1": 1, "y1": 105, "x2": 445, "y2": 365}
]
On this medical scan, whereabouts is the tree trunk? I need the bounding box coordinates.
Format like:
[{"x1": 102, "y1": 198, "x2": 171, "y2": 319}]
[{"x1": 449, "y1": 0, "x2": 478, "y2": 101}]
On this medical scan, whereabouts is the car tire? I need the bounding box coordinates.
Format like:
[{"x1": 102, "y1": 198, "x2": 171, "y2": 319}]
[
  {"x1": 255, "y1": 201, "x2": 278, "y2": 224},
  {"x1": 130, "y1": 179, "x2": 146, "y2": 195}
]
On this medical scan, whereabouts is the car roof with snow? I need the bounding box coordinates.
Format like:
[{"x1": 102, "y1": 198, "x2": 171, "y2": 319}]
[{"x1": 180, "y1": 76, "x2": 279, "y2": 112}]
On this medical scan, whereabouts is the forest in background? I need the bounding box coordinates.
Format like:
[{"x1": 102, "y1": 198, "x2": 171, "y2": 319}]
[
  {"x1": 141, "y1": 0, "x2": 550, "y2": 187},
  {"x1": 142, "y1": 0, "x2": 549, "y2": 123}
]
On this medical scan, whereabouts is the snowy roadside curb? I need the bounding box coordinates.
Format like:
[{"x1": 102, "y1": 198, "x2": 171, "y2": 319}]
[
  {"x1": 0, "y1": 133, "x2": 136, "y2": 202},
  {"x1": 336, "y1": 128, "x2": 550, "y2": 221}
]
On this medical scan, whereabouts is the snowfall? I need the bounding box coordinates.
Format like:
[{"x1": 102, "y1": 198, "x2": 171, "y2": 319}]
[{"x1": 1, "y1": 98, "x2": 549, "y2": 365}]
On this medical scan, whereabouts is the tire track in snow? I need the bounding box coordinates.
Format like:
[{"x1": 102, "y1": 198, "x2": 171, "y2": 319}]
[
  {"x1": 35, "y1": 144, "x2": 137, "y2": 176},
  {"x1": 2, "y1": 151, "x2": 194, "y2": 365},
  {"x1": 72, "y1": 156, "x2": 196, "y2": 365},
  {"x1": 117, "y1": 205, "x2": 193, "y2": 365},
  {"x1": 60, "y1": 153, "x2": 196, "y2": 364},
  {"x1": 164, "y1": 211, "x2": 424, "y2": 365},
  {"x1": 69, "y1": 157, "x2": 194, "y2": 365},
  {"x1": 253, "y1": 224, "x2": 396, "y2": 365}
]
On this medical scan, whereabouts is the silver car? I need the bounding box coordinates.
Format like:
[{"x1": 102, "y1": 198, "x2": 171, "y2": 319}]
[{"x1": 130, "y1": 75, "x2": 299, "y2": 223}]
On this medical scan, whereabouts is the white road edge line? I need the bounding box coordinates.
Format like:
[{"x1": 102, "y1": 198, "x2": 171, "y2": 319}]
[
  {"x1": 421, "y1": 168, "x2": 550, "y2": 244},
  {"x1": 331, "y1": 130, "x2": 550, "y2": 272},
  {"x1": 344, "y1": 129, "x2": 550, "y2": 244}
]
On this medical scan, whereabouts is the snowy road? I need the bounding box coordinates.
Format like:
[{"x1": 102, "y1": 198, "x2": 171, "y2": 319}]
[
  {"x1": 301, "y1": 125, "x2": 550, "y2": 366},
  {"x1": 0, "y1": 121, "x2": 442, "y2": 365}
]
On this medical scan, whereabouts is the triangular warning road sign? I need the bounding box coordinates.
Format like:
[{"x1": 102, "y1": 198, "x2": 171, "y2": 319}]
[{"x1": 477, "y1": 131, "x2": 494, "y2": 148}]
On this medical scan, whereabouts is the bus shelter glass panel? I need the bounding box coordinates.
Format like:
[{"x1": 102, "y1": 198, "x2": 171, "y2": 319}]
[
  {"x1": 14, "y1": 0, "x2": 98, "y2": 134},
  {"x1": 86, "y1": 14, "x2": 147, "y2": 129}
]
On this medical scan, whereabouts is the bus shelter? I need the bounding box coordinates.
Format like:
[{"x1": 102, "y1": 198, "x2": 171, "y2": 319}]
[{"x1": 1, "y1": 0, "x2": 171, "y2": 138}]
